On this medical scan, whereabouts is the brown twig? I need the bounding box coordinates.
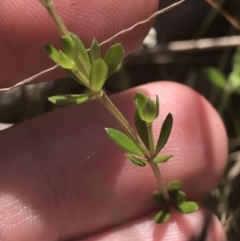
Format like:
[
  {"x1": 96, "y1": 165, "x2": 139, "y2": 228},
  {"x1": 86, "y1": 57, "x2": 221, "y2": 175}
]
[{"x1": 205, "y1": 0, "x2": 240, "y2": 32}]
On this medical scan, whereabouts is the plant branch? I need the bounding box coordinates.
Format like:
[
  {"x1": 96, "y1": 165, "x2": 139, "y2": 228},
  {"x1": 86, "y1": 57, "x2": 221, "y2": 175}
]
[
  {"x1": 205, "y1": 0, "x2": 240, "y2": 32},
  {"x1": 40, "y1": 0, "x2": 69, "y2": 36},
  {"x1": 148, "y1": 161, "x2": 170, "y2": 201},
  {"x1": 99, "y1": 91, "x2": 151, "y2": 159},
  {"x1": 146, "y1": 123, "x2": 155, "y2": 156},
  {"x1": 0, "y1": 0, "x2": 186, "y2": 91}
]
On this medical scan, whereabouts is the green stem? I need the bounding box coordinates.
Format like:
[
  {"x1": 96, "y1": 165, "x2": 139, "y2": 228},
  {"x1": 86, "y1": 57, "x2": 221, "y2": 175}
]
[
  {"x1": 72, "y1": 68, "x2": 90, "y2": 88},
  {"x1": 40, "y1": 0, "x2": 69, "y2": 36},
  {"x1": 146, "y1": 123, "x2": 155, "y2": 156},
  {"x1": 148, "y1": 161, "x2": 170, "y2": 201},
  {"x1": 99, "y1": 92, "x2": 150, "y2": 159}
]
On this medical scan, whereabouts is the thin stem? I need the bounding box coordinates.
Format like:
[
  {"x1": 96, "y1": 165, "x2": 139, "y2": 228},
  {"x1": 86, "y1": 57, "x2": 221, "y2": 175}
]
[
  {"x1": 99, "y1": 92, "x2": 150, "y2": 159},
  {"x1": 148, "y1": 161, "x2": 170, "y2": 201},
  {"x1": 146, "y1": 123, "x2": 155, "y2": 156},
  {"x1": 40, "y1": 0, "x2": 69, "y2": 36},
  {"x1": 72, "y1": 68, "x2": 90, "y2": 88}
]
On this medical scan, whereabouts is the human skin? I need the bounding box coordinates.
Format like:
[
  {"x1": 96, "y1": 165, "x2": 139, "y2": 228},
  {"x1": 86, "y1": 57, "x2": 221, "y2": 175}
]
[{"x1": 0, "y1": 1, "x2": 228, "y2": 241}]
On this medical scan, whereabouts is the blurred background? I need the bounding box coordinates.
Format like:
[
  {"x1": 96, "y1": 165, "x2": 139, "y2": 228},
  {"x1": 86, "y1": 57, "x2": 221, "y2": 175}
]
[{"x1": 0, "y1": 0, "x2": 240, "y2": 239}]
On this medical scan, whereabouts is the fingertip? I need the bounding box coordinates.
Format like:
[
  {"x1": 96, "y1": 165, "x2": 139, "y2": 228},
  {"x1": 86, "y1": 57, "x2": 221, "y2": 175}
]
[
  {"x1": 81, "y1": 207, "x2": 226, "y2": 241},
  {"x1": 113, "y1": 81, "x2": 228, "y2": 199}
]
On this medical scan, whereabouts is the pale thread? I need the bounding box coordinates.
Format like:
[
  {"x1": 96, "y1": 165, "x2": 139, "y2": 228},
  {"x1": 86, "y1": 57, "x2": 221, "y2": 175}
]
[{"x1": 0, "y1": 0, "x2": 186, "y2": 91}]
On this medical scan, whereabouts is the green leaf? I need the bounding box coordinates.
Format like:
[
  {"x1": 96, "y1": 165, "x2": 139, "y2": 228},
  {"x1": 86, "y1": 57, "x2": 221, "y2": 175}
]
[
  {"x1": 90, "y1": 39, "x2": 101, "y2": 64},
  {"x1": 152, "y1": 191, "x2": 163, "y2": 205},
  {"x1": 105, "y1": 128, "x2": 143, "y2": 155},
  {"x1": 134, "y1": 91, "x2": 148, "y2": 120},
  {"x1": 229, "y1": 72, "x2": 240, "y2": 91},
  {"x1": 90, "y1": 58, "x2": 108, "y2": 91},
  {"x1": 142, "y1": 98, "x2": 158, "y2": 123},
  {"x1": 231, "y1": 46, "x2": 240, "y2": 73},
  {"x1": 203, "y1": 67, "x2": 227, "y2": 89},
  {"x1": 177, "y1": 201, "x2": 199, "y2": 214},
  {"x1": 134, "y1": 111, "x2": 149, "y2": 149},
  {"x1": 173, "y1": 190, "x2": 186, "y2": 205},
  {"x1": 125, "y1": 153, "x2": 147, "y2": 167},
  {"x1": 104, "y1": 44, "x2": 124, "y2": 76},
  {"x1": 48, "y1": 94, "x2": 90, "y2": 106},
  {"x1": 153, "y1": 155, "x2": 174, "y2": 164},
  {"x1": 155, "y1": 113, "x2": 173, "y2": 155},
  {"x1": 45, "y1": 44, "x2": 75, "y2": 69},
  {"x1": 167, "y1": 181, "x2": 181, "y2": 192},
  {"x1": 44, "y1": 44, "x2": 60, "y2": 64},
  {"x1": 70, "y1": 33, "x2": 91, "y2": 69},
  {"x1": 58, "y1": 51, "x2": 75, "y2": 69},
  {"x1": 61, "y1": 35, "x2": 75, "y2": 60},
  {"x1": 64, "y1": 69, "x2": 84, "y2": 85},
  {"x1": 154, "y1": 210, "x2": 170, "y2": 223}
]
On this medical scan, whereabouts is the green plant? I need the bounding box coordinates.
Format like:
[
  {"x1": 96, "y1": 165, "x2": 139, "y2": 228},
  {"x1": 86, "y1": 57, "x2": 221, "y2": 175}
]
[{"x1": 38, "y1": 0, "x2": 198, "y2": 223}]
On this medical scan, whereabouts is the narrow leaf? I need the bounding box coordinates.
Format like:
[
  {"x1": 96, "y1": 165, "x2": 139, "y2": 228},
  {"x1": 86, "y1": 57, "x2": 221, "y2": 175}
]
[
  {"x1": 48, "y1": 94, "x2": 90, "y2": 106},
  {"x1": 45, "y1": 44, "x2": 76, "y2": 69},
  {"x1": 104, "y1": 44, "x2": 124, "y2": 76},
  {"x1": 90, "y1": 59, "x2": 108, "y2": 91},
  {"x1": 155, "y1": 113, "x2": 173, "y2": 155},
  {"x1": 125, "y1": 154, "x2": 147, "y2": 167},
  {"x1": 105, "y1": 128, "x2": 143, "y2": 155},
  {"x1": 153, "y1": 155, "x2": 174, "y2": 164},
  {"x1": 58, "y1": 51, "x2": 75, "y2": 69},
  {"x1": 167, "y1": 181, "x2": 181, "y2": 192},
  {"x1": 45, "y1": 44, "x2": 60, "y2": 64},
  {"x1": 173, "y1": 190, "x2": 186, "y2": 205},
  {"x1": 90, "y1": 39, "x2": 101, "y2": 64},
  {"x1": 134, "y1": 111, "x2": 149, "y2": 149},
  {"x1": 64, "y1": 69, "x2": 84, "y2": 85},
  {"x1": 142, "y1": 98, "x2": 158, "y2": 123},
  {"x1": 70, "y1": 33, "x2": 91, "y2": 68},
  {"x1": 203, "y1": 67, "x2": 226, "y2": 89},
  {"x1": 134, "y1": 91, "x2": 148, "y2": 121},
  {"x1": 177, "y1": 201, "x2": 199, "y2": 214},
  {"x1": 61, "y1": 35, "x2": 75, "y2": 60},
  {"x1": 152, "y1": 191, "x2": 163, "y2": 205},
  {"x1": 154, "y1": 210, "x2": 170, "y2": 223}
]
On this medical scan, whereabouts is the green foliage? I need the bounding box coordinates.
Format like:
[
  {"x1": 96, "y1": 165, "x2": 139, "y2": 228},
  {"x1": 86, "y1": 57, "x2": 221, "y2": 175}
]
[
  {"x1": 44, "y1": 44, "x2": 75, "y2": 69},
  {"x1": 105, "y1": 128, "x2": 143, "y2": 155},
  {"x1": 104, "y1": 44, "x2": 124, "y2": 77},
  {"x1": 229, "y1": 46, "x2": 240, "y2": 94},
  {"x1": 125, "y1": 154, "x2": 147, "y2": 167},
  {"x1": 153, "y1": 155, "x2": 174, "y2": 164},
  {"x1": 39, "y1": 0, "x2": 199, "y2": 225},
  {"x1": 154, "y1": 210, "x2": 171, "y2": 223},
  {"x1": 90, "y1": 59, "x2": 108, "y2": 91},
  {"x1": 153, "y1": 191, "x2": 163, "y2": 204},
  {"x1": 61, "y1": 35, "x2": 75, "y2": 60},
  {"x1": 134, "y1": 111, "x2": 149, "y2": 149},
  {"x1": 167, "y1": 181, "x2": 181, "y2": 191},
  {"x1": 203, "y1": 67, "x2": 227, "y2": 89},
  {"x1": 155, "y1": 113, "x2": 173, "y2": 155},
  {"x1": 90, "y1": 39, "x2": 101, "y2": 64},
  {"x1": 48, "y1": 94, "x2": 91, "y2": 106},
  {"x1": 134, "y1": 92, "x2": 159, "y2": 123},
  {"x1": 177, "y1": 201, "x2": 199, "y2": 214}
]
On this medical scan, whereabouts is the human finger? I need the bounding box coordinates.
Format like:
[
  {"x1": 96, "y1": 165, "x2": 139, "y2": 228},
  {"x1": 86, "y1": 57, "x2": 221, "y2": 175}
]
[
  {"x1": 0, "y1": 0, "x2": 158, "y2": 88},
  {"x1": 0, "y1": 81, "x2": 227, "y2": 240}
]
